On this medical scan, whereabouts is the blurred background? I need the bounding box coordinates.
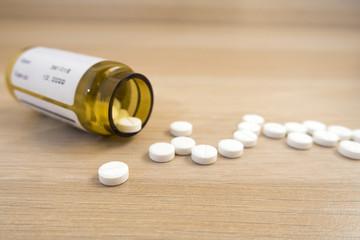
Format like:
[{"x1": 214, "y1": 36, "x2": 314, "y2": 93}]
[
  {"x1": 1, "y1": 0, "x2": 359, "y2": 126},
  {"x1": 1, "y1": 0, "x2": 360, "y2": 79},
  {"x1": 1, "y1": 0, "x2": 360, "y2": 141}
]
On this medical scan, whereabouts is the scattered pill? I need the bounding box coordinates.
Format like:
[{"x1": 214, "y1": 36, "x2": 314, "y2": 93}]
[
  {"x1": 286, "y1": 132, "x2": 313, "y2": 150},
  {"x1": 233, "y1": 130, "x2": 258, "y2": 148},
  {"x1": 191, "y1": 145, "x2": 217, "y2": 165},
  {"x1": 237, "y1": 122, "x2": 261, "y2": 136},
  {"x1": 313, "y1": 130, "x2": 340, "y2": 147},
  {"x1": 170, "y1": 121, "x2": 193, "y2": 137},
  {"x1": 149, "y1": 142, "x2": 175, "y2": 162},
  {"x1": 263, "y1": 123, "x2": 286, "y2": 139},
  {"x1": 353, "y1": 130, "x2": 360, "y2": 142},
  {"x1": 148, "y1": 118, "x2": 359, "y2": 167},
  {"x1": 171, "y1": 136, "x2": 196, "y2": 155},
  {"x1": 116, "y1": 117, "x2": 142, "y2": 133},
  {"x1": 284, "y1": 122, "x2": 307, "y2": 134},
  {"x1": 218, "y1": 139, "x2": 244, "y2": 158},
  {"x1": 337, "y1": 140, "x2": 360, "y2": 160},
  {"x1": 328, "y1": 125, "x2": 352, "y2": 141},
  {"x1": 303, "y1": 120, "x2": 326, "y2": 135},
  {"x1": 242, "y1": 114, "x2": 265, "y2": 126},
  {"x1": 98, "y1": 161, "x2": 129, "y2": 186}
]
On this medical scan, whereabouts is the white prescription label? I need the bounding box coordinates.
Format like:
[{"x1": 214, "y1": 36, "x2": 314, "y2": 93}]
[
  {"x1": 11, "y1": 46, "x2": 104, "y2": 105},
  {"x1": 14, "y1": 90, "x2": 86, "y2": 131}
]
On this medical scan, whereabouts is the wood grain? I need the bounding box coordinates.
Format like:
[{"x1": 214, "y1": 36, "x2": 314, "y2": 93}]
[{"x1": 1, "y1": 1, "x2": 360, "y2": 239}]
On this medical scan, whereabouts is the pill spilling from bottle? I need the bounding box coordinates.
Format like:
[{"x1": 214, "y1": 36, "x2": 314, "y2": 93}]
[{"x1": 98, "y1": 114, "x2": 359, "y2": 186}]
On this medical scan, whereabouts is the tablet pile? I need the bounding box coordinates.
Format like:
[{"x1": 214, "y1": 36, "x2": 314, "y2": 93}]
[
  {"x1": 149, "y1": 114, "x2": 360, "y2": 165},
  {"x1": 99, "y1": 114, "x2": 360, "y2": 186}
]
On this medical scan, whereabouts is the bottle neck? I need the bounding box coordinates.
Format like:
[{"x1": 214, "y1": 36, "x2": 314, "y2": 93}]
[{"x1": 97, "y1": 71, "x2": 153, "y2": 137}]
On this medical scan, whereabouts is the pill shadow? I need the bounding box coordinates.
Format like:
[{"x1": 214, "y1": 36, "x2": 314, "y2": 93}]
[
  {"x1": 141, "y1": 152, "x2": 202, "y2": 167},
  {"x1": 91, "y1": 173, "x2": 131, "y2": 188},
  {"x1": 166, "y1": 130, "x2": 173, "y2": 138},
  {"x1": 179, "y1": 154, "x2": 219, "y2": 167},
  {"x1": 141, "y1": 152, "x2": 150, "y2": 163},
  {"x1": 181, "y1": 155, "x2": 202, "y2": 166},
  {"x1": 102, "y1": 135, "x2": 136, "y2": 147},
  {"x1": 91, "y1": 174, "x2": 104, "y2": 188}
]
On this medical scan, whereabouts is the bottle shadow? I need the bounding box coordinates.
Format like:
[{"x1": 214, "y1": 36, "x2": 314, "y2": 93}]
[{"x1": 22, "y1": 113, "x2": 136, "y2": 155}]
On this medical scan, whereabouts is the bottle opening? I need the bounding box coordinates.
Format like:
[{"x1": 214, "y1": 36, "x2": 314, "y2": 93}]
[{"x1": 109, "y1": 73, "x2": 153, "y2": 137}]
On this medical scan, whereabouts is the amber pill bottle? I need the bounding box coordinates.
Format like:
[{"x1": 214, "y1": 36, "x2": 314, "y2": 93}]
[{"x1": 6, "y1": 46, "x2": 153, "y2": 137}]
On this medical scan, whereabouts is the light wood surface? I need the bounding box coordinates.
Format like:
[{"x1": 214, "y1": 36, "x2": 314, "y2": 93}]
[{"x1": 1, "y1": 1, "x2": 360, "y2": 239}]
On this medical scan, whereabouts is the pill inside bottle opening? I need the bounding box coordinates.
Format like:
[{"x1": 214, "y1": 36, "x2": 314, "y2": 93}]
[{"x1": 109, "y1": 77, "x2": 153, "y2": 136}]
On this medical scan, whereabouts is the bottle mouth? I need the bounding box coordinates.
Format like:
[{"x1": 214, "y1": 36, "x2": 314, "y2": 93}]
[{"x1": 108, "y1": 73, "x2": 153, "y2": 137}]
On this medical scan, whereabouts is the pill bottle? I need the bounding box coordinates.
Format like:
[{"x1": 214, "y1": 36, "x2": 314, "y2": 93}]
[{"x1": 6, "y1": 46, "x2": 153, "y2": 137}]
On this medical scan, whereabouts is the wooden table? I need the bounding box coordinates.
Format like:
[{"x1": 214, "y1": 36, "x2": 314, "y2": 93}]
[{"x1": 1, "y1": 1, "x2": 360, "y2": 239}]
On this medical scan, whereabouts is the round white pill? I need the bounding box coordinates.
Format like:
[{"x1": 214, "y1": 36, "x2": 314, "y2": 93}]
[
  {"x1": 242, "y1": 114, "x2": 265, "y2": 126},
  {"x1": 191, "y1": 145, "x2": 217, "y2": 165},
  {"x1": 313, "y1": 130, "x2": 340, "y2": 147},
  {"x1": 170, "y1": 121, "x2": 192, "y2": 137},
  {"x1": 218, "y1": 139, "x2": 244, "y2": 158},
  {"x1": 286, "y1": 132, "x2": 313, "y2": 150},
  {"x1": 338, "y1": 140, "x2": 360, "y2": 160},
  {"x1": 263, "y1": 123, "x2": 286, "y2": 139},
  {"x1": 303, "y1": 120, "x2": 326, "y2": 135},
  {"x1": 171, "y1": 136, "x2": 196, "y2": 155},
  {"x1": 284, "y1": 122, "x2": 307, "y2": 134},
  {"x1": 233, "y1": 130, "x2": 258, "y2": 148},
  {"x1": 237, "y1": 122, "x2": 261, "y2": 136},
  {"x1": 149, "y1": 142, "x2": 175, "y2": 162},
  {"x1": 98, "y1": 161, "x2": 129, "y2": 186},
  {"x1": 328, "y1": 125, "x2": 352, "y2": 141},
  {"x1": 353, "y1": 129, "x2": 360, "y2": 142},
  {"x1": 116, "y1": 117, "x2": 142, "y2": 133}
]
